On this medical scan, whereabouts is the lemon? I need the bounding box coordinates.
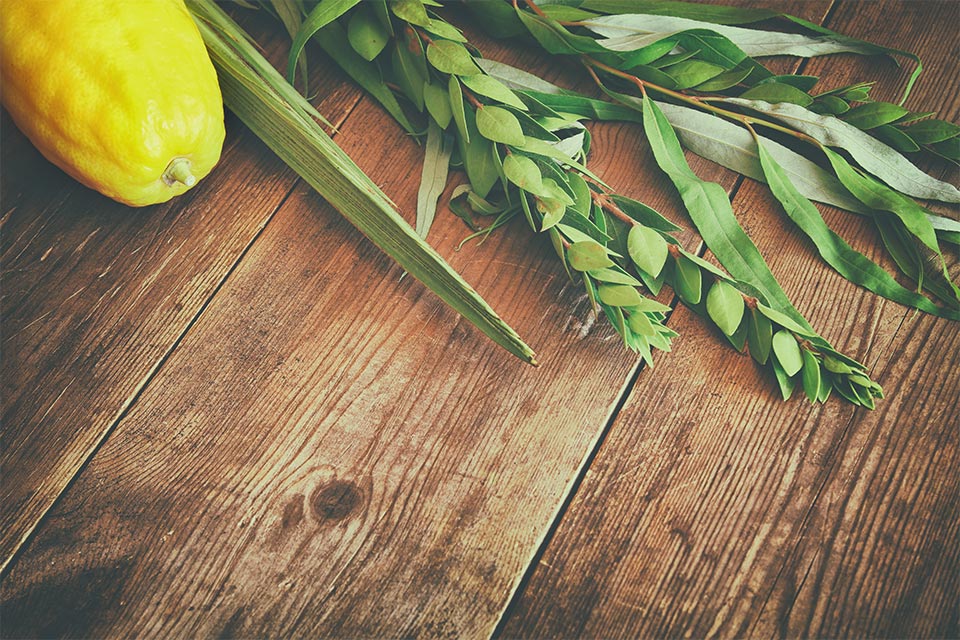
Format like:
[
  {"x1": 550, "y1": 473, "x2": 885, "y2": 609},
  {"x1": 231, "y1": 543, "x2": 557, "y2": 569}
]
[{"x1": 1, "y1": 0, "x2": 226, "y2": 206}]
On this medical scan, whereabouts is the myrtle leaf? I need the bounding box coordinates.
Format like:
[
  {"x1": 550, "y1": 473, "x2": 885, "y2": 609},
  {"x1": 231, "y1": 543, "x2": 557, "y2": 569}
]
[
  {"x1": 772, "y1": 330, "x2": 803, "y2": 377},
  {"x1": 426, "y1": 39, "x2": 479, "y2": 75},
  {"x1": 706, "y1": 279, "x2": 745, "y2": 336},
  {"x1": 569, "y1": 241, "x2": 616, "y2": 271},
  {"x1": 627, "y1": 224, "x2": 669, "y2": 277},
  {"x1": 476, "y1": 106, "x2": 526, "y2": 146}
]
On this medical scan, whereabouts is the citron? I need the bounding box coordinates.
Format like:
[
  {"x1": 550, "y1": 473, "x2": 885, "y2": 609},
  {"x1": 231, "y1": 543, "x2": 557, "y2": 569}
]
[{"x1": 1, "y1": 0, "x2": 226, "y2": 206}]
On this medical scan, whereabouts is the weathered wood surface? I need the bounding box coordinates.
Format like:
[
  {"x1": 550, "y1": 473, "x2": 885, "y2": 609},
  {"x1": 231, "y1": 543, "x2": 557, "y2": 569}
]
[
  {"x1": 1, "y1": 1, "x2": 957, "y2": 638},
  {"x1": 500, "y1": 1, "x2": 960, "y2": 638}
]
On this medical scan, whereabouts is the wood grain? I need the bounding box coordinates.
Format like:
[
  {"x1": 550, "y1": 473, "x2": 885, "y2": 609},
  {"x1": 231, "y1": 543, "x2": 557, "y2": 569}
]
[
  {"x1": 1, "y1": 1, "x2": 956, "y2": 638},
  {"x1": 499, "y1": 1, "x2": 960, "y2": 638},
  {"x1": 0, "y1": 16, "x2": 363, "y2": 572},
  {"x1": 0, "y1": 3, "x2": 807, "y2": 635}
]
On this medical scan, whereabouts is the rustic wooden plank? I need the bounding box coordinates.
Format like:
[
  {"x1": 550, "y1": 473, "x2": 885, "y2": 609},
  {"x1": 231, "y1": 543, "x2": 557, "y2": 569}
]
[
  {"x1": 0, "y1": 15, "x2": 364, "y2": 572},
  {"x1": 499, "y1": 1, "x2": 960, "y2": 638},
  {"x1": 0, "y1": 3, "x2": 833, "y2": 636}
]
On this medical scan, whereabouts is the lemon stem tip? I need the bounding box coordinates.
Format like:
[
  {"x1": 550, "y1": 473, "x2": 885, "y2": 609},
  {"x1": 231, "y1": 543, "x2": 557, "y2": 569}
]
[{"x1": 163, "y1": 157, "x2": 197, "y2": 187}]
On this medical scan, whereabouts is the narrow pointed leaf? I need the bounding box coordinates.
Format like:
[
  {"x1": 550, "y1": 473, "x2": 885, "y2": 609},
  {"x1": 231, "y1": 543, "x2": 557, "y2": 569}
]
[
  {"x1": 640, "y1": 95, "x2": 814, "y2": 333},
  {"x1": 416, "y1": 122, "x2": 453, "y2": 239},
  {"x1": 757, "y1": 140, "x2": 955, "y2": 318},
  {"x1": 724, "y1": 98, "x2": 960, "y2": 203},
  {"x1": 189, "y1": 0, "x2": 535, "y2": 364}
]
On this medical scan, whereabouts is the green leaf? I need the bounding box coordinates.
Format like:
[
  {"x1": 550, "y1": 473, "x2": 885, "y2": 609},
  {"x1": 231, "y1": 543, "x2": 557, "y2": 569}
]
[
  {"x1": 842, "y1": 101, "x2": 911, "y2": 129},
  {"x1": 568, "y1": 241, "x2": 615, "y2": 271},
  {"x1": 746, "y1": 305, "x2": 772, "y2": 364},
  {"x1": 627, "y1": 224, "x2": 669, "y2": 277},
  {"x1": 739, "y1": 82, "x2": 814, "y2": 107},
  {"x1": 286, "y1": 0, "x2": 361, "y2": 83},
  {"x1": 610, "y1": 195, "x2": 683, "y2": 233},
  {"x1": 673, "y1": 252, "x2": 702, "y2": 305},
  {"x1": 416, "y1": 122, "x2": 453, "y2": 239},
  {"x1": 811, "y1": 95, "x2": 850, "y2": 116},
  {"x1": 393, "y1": 36, "x2": 427, "y2": 111},
  {"x1": 694, "y1": 65, "x2": 753, "y2": 91},
  {"x1": 448, "y1": 75, "x2": 469, "y2": 144},
  {"x1": 801, "y1": 348, "x2": 822, "y2": 402},
  {"x1": 459, "y1": 109, "x2": 499, "y2": 199},
  {"x1": 665, "y1": 59, "x2": 726, "y2": 89},
  {"x1": 872, "y1": 125, "x2": 920, "y2": 153},
  {"x1": 347, "y1": 7, "x2": 390, "y2": 61},
  {"x1": 655, "y1": 101, "x2": 868, "y2": 214},
  {"x1": 822, "y1": 148, "x2": 944, "y2": 257},
  {"x1": 640, "y1": 96, "x2": 816, "y2": 334},
  {"x1": 424, "y1": 81, "x2": 452, "y2": 129},
  {"x1": 390, "y1": 0, "x2": 430, "y2": 27},
  {"x1": 589, "y1": 266, "x2": 644, "y2": 287},
  {"x1": 460, "y1": 74, "x2": 528, "y2": 110},
  {"x1": 756, "y1": 140, "x2": 955, "y2": 318},
  {"x1": 626, "y1": 308, "x2": 656, "y2": 337},
  {"x1": 537, "y1": 196, "x2": 567, "y2": 230},
  {"x1": 905, "y1": 119, "x2": 960, "y2": 144},
  {"x1": 725, "y1": 98, "x2": 960, "y2": 203},
  {"x1": 189, "y1": 0, "x2": 535, "y2": 364},
  {"x1": 706, "y1": 279, "x2": 744, "y2": 336},
  {"x1": 772, "y1": 330, "x2": 803, "y2": 377},
  {"x1": 476, "y1": 106, "x2": 526, "y2": 146},
  {"x1": 502, "y1": 153, "x2": 544, "y2": 193},
  {"x1": 598, "y1": 284, "x2": 645, "y2": 307},
  {"x1": 422, "y1": 17, "x2": 467, "y2": 43},
  {"x1": 426, "y1": 39, "x2": 479, "y2": 75},
  {"x1": 312, "y1": 22, "x2": 416, "y2": 133},
  {"x1": 771, "y1": 358, "x2": 796, "y2": 401}
]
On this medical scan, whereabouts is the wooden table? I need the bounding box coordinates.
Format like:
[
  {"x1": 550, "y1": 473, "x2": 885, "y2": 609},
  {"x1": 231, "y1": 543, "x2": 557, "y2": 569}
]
[{"x1": 2, "y1": 1, "x2": 958, "y2": 638}]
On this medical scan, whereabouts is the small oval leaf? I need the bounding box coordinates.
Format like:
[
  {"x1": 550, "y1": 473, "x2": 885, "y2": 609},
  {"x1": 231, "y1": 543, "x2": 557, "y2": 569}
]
[
  {"x1": 424, "y1": 82, "x2": 452, "y2": 129},
  {"x1": 801, "y1": 348, "x2": 822, "y2": 402},
  {"x1": 476, "y1": 106, "x2": 526, "y2": 146},
  {"x1": 746, "y1": 306, "x2": 772, "y2": 365},
  {"x1": 706, "y1": 279, "x2": 745, "y2": 337},
  {"x1": 772, "y1": 330, "x2": 803, "y2": 377},
  {"x1": 568, "y1": 241, "x2": 615, "y2": 272},
  {"x1": 598, "y1": 284, "x2": 644, "y2": 307},
  {"x1": 673, "y1": 253, "x2": 702, "y2": 305},
  {"x1": 426, "y1": 39, "x2": 479, "y2": 75},
  {"x1": 502, "y1": 153, "x2": 543, "y2": 193},
  {"x1": 627, "y1": 225, "x2": 668, "y2": 277}
]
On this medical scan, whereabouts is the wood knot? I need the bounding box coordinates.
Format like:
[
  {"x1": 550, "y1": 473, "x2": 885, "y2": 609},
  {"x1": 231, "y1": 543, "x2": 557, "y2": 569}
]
[{"x1": 310, "y1": 481, "x2": 363, "y2": 522}]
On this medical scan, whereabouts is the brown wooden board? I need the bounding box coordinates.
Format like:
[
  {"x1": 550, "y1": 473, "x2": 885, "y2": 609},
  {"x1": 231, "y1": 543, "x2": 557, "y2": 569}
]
[
  {"x1": 2, "y1": 1, "x2": 956, "y2": 638},
  {"x1": 0, "y1": 4, "x2": 796, "y2": 636},
  {"x1": 0, "y1": 17, "x2": 363, "y2": 571},
  {"x1": 499, "y1": 1, "x2": 960, "y2": 638}
]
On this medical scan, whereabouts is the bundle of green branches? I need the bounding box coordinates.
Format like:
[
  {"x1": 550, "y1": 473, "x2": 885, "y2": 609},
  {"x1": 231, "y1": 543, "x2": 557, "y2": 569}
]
[{"x1": 196, "y1": 0, "x2": 960, "y2": 409}]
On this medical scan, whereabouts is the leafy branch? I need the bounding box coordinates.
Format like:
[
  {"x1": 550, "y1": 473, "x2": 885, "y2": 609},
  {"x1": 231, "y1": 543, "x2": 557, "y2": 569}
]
[{"x1": 257, "y1": 0, "x2": 916, "y2": 407}]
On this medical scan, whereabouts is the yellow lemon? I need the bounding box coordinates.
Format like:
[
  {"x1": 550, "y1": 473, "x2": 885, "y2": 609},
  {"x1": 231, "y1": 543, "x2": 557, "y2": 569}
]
[{"x1": 1, "y1": 0, "x2": 225, "y2": 206}]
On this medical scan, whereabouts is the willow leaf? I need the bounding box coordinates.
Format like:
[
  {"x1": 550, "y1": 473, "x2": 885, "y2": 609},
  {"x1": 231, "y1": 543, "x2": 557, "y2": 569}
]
[
  {"x1": 310, "y1": 22, "x2": 416, "y2": 133},
  {"x1": 416, "y1": 122, "x2": 453, "y2": 239},
  {"x1": 655, "y1": 102, "x2": 868, "y2": 214},
  {"x1": 286, "y1": 0, "x2": 361, "y2": 83},
  {"x1": 724, "y1": 98, "x2": 960, "y2": 203},
  {"x1": 579, "y1": 1, "x2": 922, "y2": 102},
  {"x1": 188, "y1": 0, "x2": 536, "y2": 364},
  {"x1": 757, "y1": 140, "x2": 955, "y2": 318},
  {"x1": 585, "y1": 14, "x2": 897, "y2": 59},
  {"x1": 640, "y1": 95, "x2": 816, "y2": 335}
]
